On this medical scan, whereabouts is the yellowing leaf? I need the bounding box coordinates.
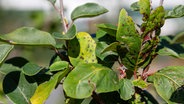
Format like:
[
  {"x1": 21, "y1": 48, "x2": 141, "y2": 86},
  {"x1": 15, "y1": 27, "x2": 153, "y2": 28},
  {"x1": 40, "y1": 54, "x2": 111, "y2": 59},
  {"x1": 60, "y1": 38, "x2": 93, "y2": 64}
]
[
  {"x1": 30, "y1": 69, "x2": 70, "y2": 104},
  {"x1": 68, "y1": 32, "x2": 97, "y2": 66}
]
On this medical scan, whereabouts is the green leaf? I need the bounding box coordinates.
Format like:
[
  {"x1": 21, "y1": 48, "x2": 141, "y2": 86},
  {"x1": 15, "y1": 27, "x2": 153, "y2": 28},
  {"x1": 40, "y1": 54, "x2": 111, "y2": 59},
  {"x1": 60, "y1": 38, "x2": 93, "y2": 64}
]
[
  {"x1": 71, "y1": 3, "x2": 108, "y2": 21},
  {"x1": 101, "y1": 42, "x2": 120, "y2": 54},
  {"x1": 49, "y1": 61, "x2": 69, "y2": 72},
  {"x1": 52, "y1": 25, "x2": 77, "y2": 40},
  {"x1": 48, "y1": 0, "x2": 56, "y2": 4},
  {"x1": 0, "y1": 64, "x2": 21, "y2": 75},
  {"x1": 31, "y1": 69, "x2": 70, "y2": 104},
  {"x1": 165, "y1": 5, "x2": 184, "y2": 19},
  {"x1": 63, "y1": 63, "x2": 119, "y2": 99},
  {"x1": 96, "y1": 29, "x2": 106, "y2": 39},
  {"x1": 158, "y1": 36, "x2": 184, "y2": 59},
  {"x1": 130, "y1": 2, "x2": 139, "y2": 11},
  {"x1": 3, "y1": 72, "x2": 37, "y2": 104},
  {"x1": 0, "y1": 44, "x2": 14, "y2": 65},
  {"x1": 138, "y1": 0, "x2": 151, "y2": 19},
  {"x1": 148, "y1": 66, "x2": 184, "y2": 104},
  {"x1": 95, "y1": 42, "x2": 118, "y2": 67},
  {"x1": 97, "y1": 24, "x2": 117, "y2": 37},
  {"x1": 171, "y1": 32, "x2": 184, "y2": 44},
  {"x1": 157, "y1": 47, "x2": 180, "y2": 58},
  {"x1": 96, "y1": 42, "x2": 117, "y2": 60},
  {"x1": 116, "y1": 8, "x2": 141, "y2": 71},
  {"x1": 68, "y1": 32, "x2": 97, "y2": 66},
  {"x1": 22, "y1": 63, "x2": 43, "y2": 76},
  {"x1": 119, "y1": 79, "x2": 135, "y2": 100},
  {"x1": 132, "y1": 78, "x2": 148, "y2": 89},
  {"x1": 0, "y1": 27, "x2": 56, "y2": 47}
]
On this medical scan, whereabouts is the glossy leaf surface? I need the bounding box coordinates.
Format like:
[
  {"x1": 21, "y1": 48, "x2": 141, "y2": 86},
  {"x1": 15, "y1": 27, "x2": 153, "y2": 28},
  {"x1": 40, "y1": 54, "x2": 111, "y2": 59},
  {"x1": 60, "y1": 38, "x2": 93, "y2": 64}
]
[
  {"x1": 148, "y1": 66, "x2": 184, "y2": 104},
  {"x1": 68, "y1": 32, "x2": 97, "y2": 66},
  {"x1": 31, "y1": 69, "x2": 70, "y2": 104},
  {"x1": 22, "y1": 63, "x2": 43, "y2": 76},
  {"x1": 0, "y1": 64, "x2": 21, "y2": 75},
  {"x1": 119, "y1": 79, "x2": 135, "y2": 100},
  {"x1": 49, "y1": 61, "x2": 69, "y2": 71},
  {"x1": 63, "y1": 63, "x2": 119, "y2": 99},
  {"x1": 165, "y1": 5, "x2": 184, "y2": 19},
  {"x1": 52, "y1": 25, "x2": 77, "y2": 40},
  {"x1": 0, "y1": 27, "x2": 56, "y2": 47},
  {"x1": 97, "y1": 24, "x2": 117, "y2": 37},
  {"x1": 71, "y1": 3, "x2": 108, "y2": 21},
  {"x1": 116, "y1": 8, "x2": 141, "y2": 70},
  {"x1": 0, "y1": 44, "x2": 14, "y2": 65},
  {"x1": 3, "y1": 72, "x2": 37, "y2": 104}
]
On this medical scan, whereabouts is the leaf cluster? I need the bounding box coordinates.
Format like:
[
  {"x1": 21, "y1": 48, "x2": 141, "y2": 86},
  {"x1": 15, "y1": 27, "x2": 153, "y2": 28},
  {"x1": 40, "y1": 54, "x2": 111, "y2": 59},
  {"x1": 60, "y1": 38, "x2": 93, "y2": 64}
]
[{"x1": 0, "y1": 0, "x2": 184, "y2": 104}]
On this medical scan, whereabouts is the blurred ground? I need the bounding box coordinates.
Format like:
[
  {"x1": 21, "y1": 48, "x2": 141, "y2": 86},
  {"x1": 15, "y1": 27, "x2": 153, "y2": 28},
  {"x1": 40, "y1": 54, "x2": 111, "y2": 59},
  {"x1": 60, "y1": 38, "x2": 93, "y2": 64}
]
[{"x1": 0, "y1": 0, "x2": 184, "y2": 104}]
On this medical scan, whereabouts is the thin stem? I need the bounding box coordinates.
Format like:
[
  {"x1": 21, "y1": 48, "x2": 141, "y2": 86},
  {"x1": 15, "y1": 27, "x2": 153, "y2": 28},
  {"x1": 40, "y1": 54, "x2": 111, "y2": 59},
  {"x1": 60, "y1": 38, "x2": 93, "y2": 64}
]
[
  {"x1": 59, "y1": 0, "x2": 68, "y2": 33},
  {"x1": 50, "y1": 3, "x2": 60, "y2": 13},
  {"x1": 159, "y1": 0, "x2": 164, "y2": 6},
  {"x1": 150, "y1": 0, "x2": 153, "y2": 10},
  {"x1": 54, "y1": 48, "x2": 65, "y2": 60}
]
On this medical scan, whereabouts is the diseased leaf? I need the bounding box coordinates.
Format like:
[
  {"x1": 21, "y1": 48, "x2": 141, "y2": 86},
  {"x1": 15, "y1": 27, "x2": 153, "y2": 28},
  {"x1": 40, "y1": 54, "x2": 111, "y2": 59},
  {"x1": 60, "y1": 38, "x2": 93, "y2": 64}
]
[
  {"x1": 119, "y1": 79, "x2": 135, "y2": 100},
  {"x1": 0, "y1": 44, "x2": 14, "y2": 65},
  {"x1": 22, "y1": 63, "x2": 43, "y2": 76},
  {"x1": 148, "y1": 66, "x2": 184, "y2": 104},
  {"x1": 130, "y1": 2, "x2": 139, "y2": 11},
  {"x1": 0, "y1": 64, "x2": 21, "y2": 75},
  {"x1": 31, "y1": 69, "x2": 70, "y2": 104},
  {"x1": 3, "y1": 72, "x2": 37, "y2": 104},
  {"x1": 97, "y1": 24, "x2": 117, "y2": 37},
  {"x1": 0, "y1": 27, "x2": 56, "y2": 47},
  {"x1": 116, "y1": 8, "x2": 141, "y2": 71},
  {"x1": 63, "y1": 63, "x2": 119, "y2": 99},
  {"x1": 165, "y1": 5, "x2": 184, "y2": 19},
  {"x1": 71, "y1": 3, "x2": 108, "y2": 21},
  {"x1": 68, "y1": 32, "x2": 97, "y2": 66},
  {"x1": 52, "y1": 25, "x2": 77, "y2": 40},
  {"x1": 138, "y1": 0, "x2": 151, "y2": 20},
  {"x1": 49, "y1": 61, "x2": 69, "y2": 72},
  {"x1": 141, "y1": 6, "x2": 165, "y2": 37}
]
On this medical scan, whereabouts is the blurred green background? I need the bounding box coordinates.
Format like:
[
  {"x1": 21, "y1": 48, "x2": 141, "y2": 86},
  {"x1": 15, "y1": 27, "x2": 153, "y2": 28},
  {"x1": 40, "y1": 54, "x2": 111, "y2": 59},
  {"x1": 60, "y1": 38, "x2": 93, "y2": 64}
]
[{"x1": 0, "y1": 0, "x2": 184, "y2": 103}]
